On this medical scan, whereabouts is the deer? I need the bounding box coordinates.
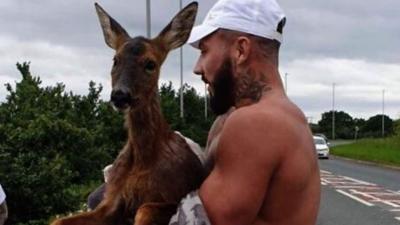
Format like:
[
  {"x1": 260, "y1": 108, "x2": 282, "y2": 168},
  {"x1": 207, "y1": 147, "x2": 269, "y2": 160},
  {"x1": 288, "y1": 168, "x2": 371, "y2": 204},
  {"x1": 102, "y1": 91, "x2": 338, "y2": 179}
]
[{"x1": 50, "y1": 2, "x2": 205, "y2": 225}]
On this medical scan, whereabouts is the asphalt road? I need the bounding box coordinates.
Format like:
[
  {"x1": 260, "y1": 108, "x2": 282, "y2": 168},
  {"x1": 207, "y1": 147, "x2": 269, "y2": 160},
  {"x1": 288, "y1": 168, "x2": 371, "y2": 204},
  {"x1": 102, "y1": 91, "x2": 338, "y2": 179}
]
[{"x1": 317, "y1": 158, "x2": 400, "y2": 225}]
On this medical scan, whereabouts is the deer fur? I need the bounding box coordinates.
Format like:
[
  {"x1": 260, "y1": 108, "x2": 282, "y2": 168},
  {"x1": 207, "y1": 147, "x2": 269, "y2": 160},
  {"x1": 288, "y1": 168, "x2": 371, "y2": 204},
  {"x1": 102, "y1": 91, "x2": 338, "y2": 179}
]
[{"x1": 50, "y1": 2, "x2": 205, "y2": 225}]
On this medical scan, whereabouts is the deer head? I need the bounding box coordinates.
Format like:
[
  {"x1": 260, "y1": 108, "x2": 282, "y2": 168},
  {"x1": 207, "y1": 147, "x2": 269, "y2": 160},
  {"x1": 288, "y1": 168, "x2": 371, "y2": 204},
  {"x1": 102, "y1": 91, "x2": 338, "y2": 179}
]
[{"x1": 95, "y1": 2, "x2": 198, "y2": 111}]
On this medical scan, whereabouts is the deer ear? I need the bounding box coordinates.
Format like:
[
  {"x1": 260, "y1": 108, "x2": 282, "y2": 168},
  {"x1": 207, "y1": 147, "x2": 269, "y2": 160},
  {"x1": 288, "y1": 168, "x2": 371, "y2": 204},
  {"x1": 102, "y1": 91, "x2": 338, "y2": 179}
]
[
  {"x1": 95, "y1": 3, "x2": 130, "y2": 50},
  {"x1": 157, "y1": 2, "x2": 198, "y2": 51}
]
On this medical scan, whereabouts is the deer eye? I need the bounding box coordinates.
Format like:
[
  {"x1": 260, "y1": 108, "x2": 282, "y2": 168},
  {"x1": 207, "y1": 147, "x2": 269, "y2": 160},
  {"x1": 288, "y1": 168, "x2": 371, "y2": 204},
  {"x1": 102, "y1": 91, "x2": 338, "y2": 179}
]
[{"x1": 144, "y1": 60, "x2": 156, "y2": 74}]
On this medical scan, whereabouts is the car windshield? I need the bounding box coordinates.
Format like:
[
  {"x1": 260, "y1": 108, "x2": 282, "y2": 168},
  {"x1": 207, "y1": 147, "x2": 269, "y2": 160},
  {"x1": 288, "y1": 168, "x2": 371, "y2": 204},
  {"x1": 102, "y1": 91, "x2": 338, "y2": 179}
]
[{"x1": 314, "y1": 138, "x2": 326, "y2": 145}]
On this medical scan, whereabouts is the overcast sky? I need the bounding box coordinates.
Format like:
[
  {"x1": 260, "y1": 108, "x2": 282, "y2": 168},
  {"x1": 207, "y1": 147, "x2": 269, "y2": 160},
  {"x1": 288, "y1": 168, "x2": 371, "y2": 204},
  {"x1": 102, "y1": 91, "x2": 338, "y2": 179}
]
[{"x1": 0, "y1": 0, "x2": 399, "y2": 122}]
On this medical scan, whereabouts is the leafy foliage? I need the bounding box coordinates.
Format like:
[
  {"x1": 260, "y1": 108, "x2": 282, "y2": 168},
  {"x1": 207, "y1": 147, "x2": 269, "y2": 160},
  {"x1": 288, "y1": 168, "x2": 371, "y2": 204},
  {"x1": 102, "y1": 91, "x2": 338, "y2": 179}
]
[
  {"x1": 316, "y1": 110, "x2": 395, "y2": 139},
  {"x1": 317, "y1": 111, "x2": 355, "y2": 139},
  {"x1": 0, "y1": 63, "x2": 214, "y2": 225},
  {"x1": 362, "y1": 114, "x2": 394, "y2": 137},
  {"x1": 395, "y1": 119, "x2": 400, "y2": 136},
  {"x1": 0, "y1": 62, "x2": 125, "y2": 225}
]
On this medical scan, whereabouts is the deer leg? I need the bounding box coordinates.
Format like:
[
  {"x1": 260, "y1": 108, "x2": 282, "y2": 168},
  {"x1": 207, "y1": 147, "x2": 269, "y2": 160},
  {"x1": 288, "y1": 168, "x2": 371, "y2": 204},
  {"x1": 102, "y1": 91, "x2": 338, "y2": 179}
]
[
  {"x1": 49, "y1": 199, "x2": 121, "y2": 225},
  {"x1": 134, "y1": 202, "x2": 178, "y2": 225},
  {"x1": 49, "y1": 210, "x2": 106, "y2": 225}
]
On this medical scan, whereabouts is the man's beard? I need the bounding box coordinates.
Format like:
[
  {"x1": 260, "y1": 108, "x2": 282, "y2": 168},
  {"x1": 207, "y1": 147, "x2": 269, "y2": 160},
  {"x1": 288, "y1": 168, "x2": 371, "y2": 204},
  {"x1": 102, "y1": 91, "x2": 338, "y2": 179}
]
[{"x1": 209, "y1": 58, "x2": 236, "y2": 115}]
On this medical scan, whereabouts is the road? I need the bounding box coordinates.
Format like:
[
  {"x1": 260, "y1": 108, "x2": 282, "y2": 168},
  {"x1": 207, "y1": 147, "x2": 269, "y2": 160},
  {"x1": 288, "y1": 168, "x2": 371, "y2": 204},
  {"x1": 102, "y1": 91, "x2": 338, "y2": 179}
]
[{"x1": 317, "y1": 157, "x2": 400, "y2": 225}]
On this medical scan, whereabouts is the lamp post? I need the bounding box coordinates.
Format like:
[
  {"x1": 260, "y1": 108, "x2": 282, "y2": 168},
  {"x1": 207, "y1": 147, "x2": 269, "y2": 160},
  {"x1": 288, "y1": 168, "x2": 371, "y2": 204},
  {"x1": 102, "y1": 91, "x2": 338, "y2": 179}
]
[
  {"x1": 179, "y1": 0, "x2": 184, "y2": 119},
  {"x1": 146, "y1": 0, "x2": 151, "y2": 38},
  {"x1": 204, "y1": 84, "x2": 208, "y2": 119},
  {"x1": 332, "y1": 83, "x2": 336, "y2": 140},
  {"x1": 382, "y1": 89, "x2": 385, "y2": 138},
  {"x1": 284, "y1": 73, "x2": 288, "y2": 94}
]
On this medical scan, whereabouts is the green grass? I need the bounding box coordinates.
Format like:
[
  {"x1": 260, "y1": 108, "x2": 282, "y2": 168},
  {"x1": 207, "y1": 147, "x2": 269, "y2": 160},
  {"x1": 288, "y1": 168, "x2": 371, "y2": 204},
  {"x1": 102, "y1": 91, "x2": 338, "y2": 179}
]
[{"x1": 331, "y1": 136, "x2": 400, "y2": 167}]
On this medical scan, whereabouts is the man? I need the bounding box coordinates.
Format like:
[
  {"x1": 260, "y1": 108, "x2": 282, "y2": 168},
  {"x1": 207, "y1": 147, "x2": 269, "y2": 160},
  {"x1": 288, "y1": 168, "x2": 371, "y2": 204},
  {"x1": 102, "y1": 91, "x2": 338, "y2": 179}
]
[
  {"x1": 169, "y1": 0, "x2": 320, "y2": 224},
  {"x1": 0, "y1": 184, "x2": 8, "y2": 225}
]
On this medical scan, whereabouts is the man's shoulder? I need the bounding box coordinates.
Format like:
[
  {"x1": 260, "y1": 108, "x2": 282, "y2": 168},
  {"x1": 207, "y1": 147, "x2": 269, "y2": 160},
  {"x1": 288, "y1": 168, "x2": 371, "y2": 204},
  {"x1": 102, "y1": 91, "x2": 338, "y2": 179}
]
[
  {"x1": 218, "y1": 105, "x2": 289, "y2": 153},
  {"x1": 220, "y1": 99, "x2": 309, "y2": 153},
  {"x1": 225, "y1": 100, "x2": 303, "y2": 132}
]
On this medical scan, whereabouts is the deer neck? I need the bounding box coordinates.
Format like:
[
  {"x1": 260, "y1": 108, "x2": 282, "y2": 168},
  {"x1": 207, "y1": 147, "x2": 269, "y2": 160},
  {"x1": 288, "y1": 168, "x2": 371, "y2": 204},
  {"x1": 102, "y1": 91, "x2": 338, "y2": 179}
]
[{"x1": 125, "y1": 90, "x2": 169, "y2": 165}]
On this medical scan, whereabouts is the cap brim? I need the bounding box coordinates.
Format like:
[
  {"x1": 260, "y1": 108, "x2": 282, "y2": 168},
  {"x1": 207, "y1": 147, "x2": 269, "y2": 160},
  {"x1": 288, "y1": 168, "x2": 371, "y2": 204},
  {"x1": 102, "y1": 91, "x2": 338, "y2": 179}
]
[{"x1": 187, "y1": 24, "x2": 219, "y2": 49}]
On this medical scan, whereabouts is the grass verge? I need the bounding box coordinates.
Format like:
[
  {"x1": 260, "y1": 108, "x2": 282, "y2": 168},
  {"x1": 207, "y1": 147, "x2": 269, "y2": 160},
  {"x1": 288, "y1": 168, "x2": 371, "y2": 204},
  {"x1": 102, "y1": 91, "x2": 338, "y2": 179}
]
[{"x1": 331, "y1": 136, "x2": 400, "y2": 167}]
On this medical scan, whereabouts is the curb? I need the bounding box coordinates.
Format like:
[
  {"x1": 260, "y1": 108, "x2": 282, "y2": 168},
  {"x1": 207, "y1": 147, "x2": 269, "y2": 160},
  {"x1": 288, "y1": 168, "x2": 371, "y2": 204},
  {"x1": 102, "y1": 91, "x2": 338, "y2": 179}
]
[{"x1": 331, "y1": 155, "x2": 400, "y2": 171}]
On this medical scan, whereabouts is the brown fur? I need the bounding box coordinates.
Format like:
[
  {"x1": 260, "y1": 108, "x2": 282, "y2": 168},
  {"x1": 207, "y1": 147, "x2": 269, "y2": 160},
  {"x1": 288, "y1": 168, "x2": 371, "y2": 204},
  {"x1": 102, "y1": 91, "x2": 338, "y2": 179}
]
[{"x1": 50, "y1": 2, "x2": 204, "y2": 225}]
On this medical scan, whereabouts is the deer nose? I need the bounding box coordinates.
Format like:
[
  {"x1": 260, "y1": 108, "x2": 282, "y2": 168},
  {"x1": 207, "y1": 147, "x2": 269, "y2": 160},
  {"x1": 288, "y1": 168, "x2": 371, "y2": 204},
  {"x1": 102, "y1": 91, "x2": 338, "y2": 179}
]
[{"x1": 111, "y1": 90, "x2": 131, "y2": 109}]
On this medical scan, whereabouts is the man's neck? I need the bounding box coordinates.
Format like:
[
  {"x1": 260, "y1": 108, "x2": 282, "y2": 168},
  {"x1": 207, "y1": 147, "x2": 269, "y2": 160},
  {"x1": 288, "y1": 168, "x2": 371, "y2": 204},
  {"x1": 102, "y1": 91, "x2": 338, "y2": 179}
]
[{"x1": 234, "y1": 64, "x2": 284, "y2": 108}]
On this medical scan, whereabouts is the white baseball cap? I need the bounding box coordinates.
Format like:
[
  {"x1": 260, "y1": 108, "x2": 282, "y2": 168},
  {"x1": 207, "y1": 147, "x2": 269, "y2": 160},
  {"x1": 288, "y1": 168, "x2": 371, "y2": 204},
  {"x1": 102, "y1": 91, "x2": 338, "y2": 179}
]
[{"x1": 188, "y1": 0, "x2": 286, "y2": 48}]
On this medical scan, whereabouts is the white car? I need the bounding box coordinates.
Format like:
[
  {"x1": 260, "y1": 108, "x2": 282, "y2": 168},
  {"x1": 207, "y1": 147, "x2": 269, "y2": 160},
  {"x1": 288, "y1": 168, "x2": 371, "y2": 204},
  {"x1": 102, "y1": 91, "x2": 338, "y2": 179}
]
[{"x1": 313, "y1": 136, "x2": 330, "y2": 159}]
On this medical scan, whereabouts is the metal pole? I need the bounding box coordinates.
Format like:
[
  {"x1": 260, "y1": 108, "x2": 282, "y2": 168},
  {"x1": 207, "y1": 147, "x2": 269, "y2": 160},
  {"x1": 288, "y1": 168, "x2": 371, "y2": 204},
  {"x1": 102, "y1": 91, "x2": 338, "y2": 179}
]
[
  {"x1": 284, "y1": 73, "x2": 288, "y2": 94},
  {"x1": 179, "y1": 0, "x2": 184, "y2": 119},
  {"x1": 382, "y1": 89, "x2": 385, "y2": 138},
  {"x1": 146, "y1": 0, "x2": 151, "y2": 38},
  {"x1": 332, "y1": 83, "x2": 336, "y2": 140},
  {"x1": 205, "y1": 84, "x2": 208, "y2": 119}
]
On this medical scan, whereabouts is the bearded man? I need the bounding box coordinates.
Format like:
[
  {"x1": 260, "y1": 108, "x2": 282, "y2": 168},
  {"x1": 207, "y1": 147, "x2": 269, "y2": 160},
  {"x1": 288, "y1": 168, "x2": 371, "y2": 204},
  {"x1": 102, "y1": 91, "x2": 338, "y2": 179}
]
[{"x1": 169, "y1": 0, "x2": 321, "y2": 225}]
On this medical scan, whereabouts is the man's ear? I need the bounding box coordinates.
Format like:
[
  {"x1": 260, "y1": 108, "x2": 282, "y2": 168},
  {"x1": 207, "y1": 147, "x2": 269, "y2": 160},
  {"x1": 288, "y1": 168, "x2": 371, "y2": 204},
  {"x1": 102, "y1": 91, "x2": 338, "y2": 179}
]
[
  {"x1": 156, "y1": 2, "x2": 198, "y2": 51},
  {"x1": 234, "y1": 37, "x2": 252, "y2": 65},
  {"x1": 95, "y1": 3, "x2": 130, "y2": 50}
]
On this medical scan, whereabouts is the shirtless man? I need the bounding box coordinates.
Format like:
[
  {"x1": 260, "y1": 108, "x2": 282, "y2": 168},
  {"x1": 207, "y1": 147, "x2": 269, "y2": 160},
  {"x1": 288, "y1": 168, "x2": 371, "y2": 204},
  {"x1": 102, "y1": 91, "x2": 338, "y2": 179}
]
[{"x1": 169, "y1": 0, "x2": 320, "y2": 225}]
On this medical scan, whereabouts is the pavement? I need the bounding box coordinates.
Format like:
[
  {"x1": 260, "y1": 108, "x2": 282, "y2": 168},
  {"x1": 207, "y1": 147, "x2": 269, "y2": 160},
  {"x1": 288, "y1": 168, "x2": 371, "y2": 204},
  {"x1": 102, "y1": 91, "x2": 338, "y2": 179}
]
[{"x1": 317, "y1": 158, "x2": 400, "y2": 225}]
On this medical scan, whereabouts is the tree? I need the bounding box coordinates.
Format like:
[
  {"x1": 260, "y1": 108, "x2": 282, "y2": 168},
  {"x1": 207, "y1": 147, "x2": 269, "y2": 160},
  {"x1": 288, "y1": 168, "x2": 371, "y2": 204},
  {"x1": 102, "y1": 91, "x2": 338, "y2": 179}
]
[
  {"x1": 394, "y1": 119, "x2": 400, "y2": 136},
  {"x1": 159, "y1": 82, "x2": 215, "y2": 146},
  {"x1": 317, "y1": 111, "x2": 355, "y2": 139},
  {"x1": 362, "y1": 114, "x2": 394, "y2": 138},
  {"x1": 0, "y1": 62, "x2": 125, "y2": 225}
]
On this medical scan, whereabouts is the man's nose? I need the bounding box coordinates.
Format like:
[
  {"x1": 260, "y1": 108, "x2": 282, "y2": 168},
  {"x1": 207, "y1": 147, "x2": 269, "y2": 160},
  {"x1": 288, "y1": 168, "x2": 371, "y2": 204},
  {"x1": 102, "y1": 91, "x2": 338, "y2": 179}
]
[{"x1": 193, "y1": 60, "x2": 202, "y2": 76}]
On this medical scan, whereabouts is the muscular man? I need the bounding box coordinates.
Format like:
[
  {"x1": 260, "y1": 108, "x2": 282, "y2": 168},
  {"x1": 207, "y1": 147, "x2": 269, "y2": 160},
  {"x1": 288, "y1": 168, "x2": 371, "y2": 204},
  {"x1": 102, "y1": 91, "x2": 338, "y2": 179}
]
[{"x1": 170, "y1": 0, "x2": 320, "y2": 224}]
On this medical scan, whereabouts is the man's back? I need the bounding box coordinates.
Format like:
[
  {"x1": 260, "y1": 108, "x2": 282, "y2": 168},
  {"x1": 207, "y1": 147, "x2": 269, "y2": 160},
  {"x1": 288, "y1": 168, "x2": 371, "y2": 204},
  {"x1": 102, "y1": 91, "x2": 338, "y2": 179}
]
[{"x1": 255, "y1": 95, "x2": 320, "y2": 225}]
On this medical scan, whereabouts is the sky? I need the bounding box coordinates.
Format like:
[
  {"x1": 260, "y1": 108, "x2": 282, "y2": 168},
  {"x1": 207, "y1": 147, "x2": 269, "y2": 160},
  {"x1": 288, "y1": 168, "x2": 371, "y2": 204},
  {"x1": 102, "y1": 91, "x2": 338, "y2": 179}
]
[{"x1": 0, "y1": 0, "x2": 399, "y2": 122}]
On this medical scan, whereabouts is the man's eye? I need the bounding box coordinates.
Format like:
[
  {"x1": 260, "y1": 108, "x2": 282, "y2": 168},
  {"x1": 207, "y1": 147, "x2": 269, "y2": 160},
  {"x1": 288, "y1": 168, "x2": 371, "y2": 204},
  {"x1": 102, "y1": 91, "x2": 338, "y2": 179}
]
[{"x1": 145, "y1": 60, "x2": 156, "y2": 74}]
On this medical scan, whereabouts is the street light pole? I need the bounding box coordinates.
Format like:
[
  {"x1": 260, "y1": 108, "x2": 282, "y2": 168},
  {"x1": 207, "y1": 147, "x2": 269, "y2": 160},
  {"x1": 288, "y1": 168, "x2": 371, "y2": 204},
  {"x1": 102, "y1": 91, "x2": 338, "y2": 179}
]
[
  {"x1": 146, "y1": 0, "x2": 151, "y2": 38},
  {"x1": 284, "y1": 73, "x2": 288, "y2": 94},
  {"x1": 332, "y1": 83, "x2": 336, "y2": 140},
  {"x1": 382, "y1": 89, "x2": 385, "y2": 138},
  {"x1": 179, "y1": 0, "x2": 184, "y2": 119},
  {"x1": 204, "y1": 84, "x2": 208, "y2": 119}
]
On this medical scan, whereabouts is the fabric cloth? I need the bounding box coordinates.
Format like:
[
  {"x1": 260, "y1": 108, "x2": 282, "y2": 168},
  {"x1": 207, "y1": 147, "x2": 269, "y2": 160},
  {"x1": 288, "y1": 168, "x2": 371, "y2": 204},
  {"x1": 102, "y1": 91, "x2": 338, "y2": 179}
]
[
  {"x1": 0, "y1": 185, "x2": 5, "y2": 204},
  {"x1": 188, "y1": 0, "x2": 286, "y2": 48},
  {"x1": 175, "y1": 131, "x2": 206, "y2": 166},
  {"x1": 87, "y1": 183, "x2": 106, "y2": 210},
  {"x1": 169, "y1": 191, "x2": 211, "y2": 225}
]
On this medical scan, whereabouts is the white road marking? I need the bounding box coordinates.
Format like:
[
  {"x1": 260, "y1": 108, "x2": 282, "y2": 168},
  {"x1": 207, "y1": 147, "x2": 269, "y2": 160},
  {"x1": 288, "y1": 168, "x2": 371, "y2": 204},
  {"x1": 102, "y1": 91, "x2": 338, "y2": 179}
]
[
  {"x1": 341, "y1": 176, "x2": 376, "y2": 186},
  {"x1": 351, "y1": 190, "x2": 400, "y2": 208},
  {"x1": 363, "y1": 192, "x2": 400, "y2": 196},
  {"x1": 320, "y1": 170, "x2": 332, "y2": 174},
  {"x1": 333, "y1": 186, "x2": 381, "y2": 190},
  {"x1": 321, "y1": 170, "x2": 400, "y2": 221},
  {"x1": 337, "y1": 190, "x2": 374, "y2": 207}
]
